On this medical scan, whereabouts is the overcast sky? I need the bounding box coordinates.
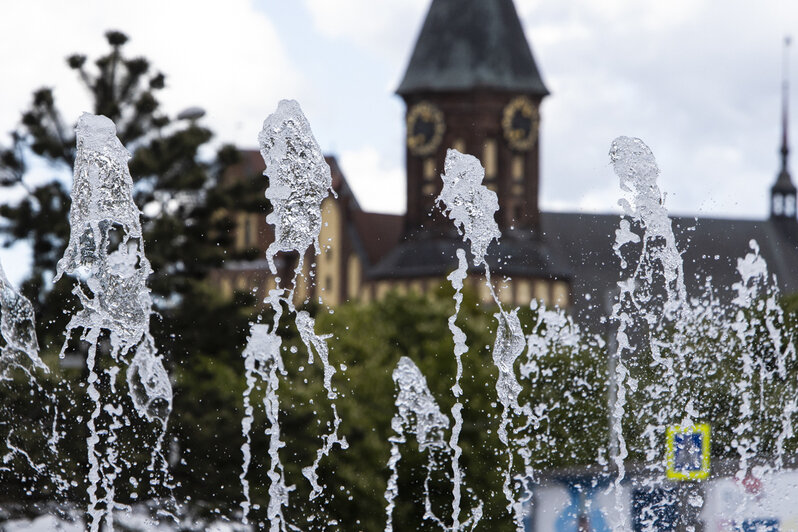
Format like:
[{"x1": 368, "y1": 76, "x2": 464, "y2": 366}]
[{"x1": 1, "y1": 0, "x2": 797, "y2": 281}]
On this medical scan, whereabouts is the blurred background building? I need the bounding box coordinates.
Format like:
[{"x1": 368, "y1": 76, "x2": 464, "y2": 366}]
[{"x1": 214, "y1": 0, "x2": 798, "y2": 328}]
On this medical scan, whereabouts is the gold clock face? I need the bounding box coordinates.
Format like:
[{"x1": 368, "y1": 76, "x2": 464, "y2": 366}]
[
  {"x1": 502, "y1": 96, "x2": 539, "y2": 151},
  {"x1": 406, "y1": 102, "x2": 445, "y2": 156}
]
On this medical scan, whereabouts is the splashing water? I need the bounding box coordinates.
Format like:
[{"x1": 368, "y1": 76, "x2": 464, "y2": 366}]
[
  {"x1": 437, "y1": 150, "x2": 500, "y2": 271},
  {"x1": 445, "y1": 248, "x2": 470, "y2": 530},
  {"x1": 520, "y1": 298, "x2": 603, "y2": 459},
  {"x1": 436, "y1": 150, "x2": 495, "y2": 530},
  {"x1": 3, "y1": 102, "x2": 796, "y2": 531},
  {"x1": 240, "y1": 323, "x2": 292, "y2": 531},
  {"x1": 56, "y1": 113, "x2": 173, "y2": 532},
  {"x1": 384, "y1": 356, "x2": 452, "y2": 531},
  {"x1": 607, "y1": 137, "x2": 684, "y2": 522},
  {"x1": 260, "y1": 99, "x2": 337, "y2": 275},
  {"x1": 437, "y1": 149, "x2": 532, "y2": 531},
  {"x1": 239, "y1": 99, "x2": 346, "y2": 528},
  {"x1": 728, "y1": 240, "x2": 797, "y2": 509},
  {"x1": 391, "y1": 244, "x2": 483, "y2": 532},
  {"x1": 0, "y1": 261, "x2": 46, "y2": 377},
  {"x1": 382, "y1": 149, "x2": 508, "y2": 529},
  {"x1": 490, "y1": 309, "x2": 535, "y2": 529},
  {"x1": 295, "y1": 309, "x2": 348, "y2": 500},
  {"x1": 0, "y1": 261, "x2": 69, "y2": 493},
  {"x1": 607, "y1": 136, "x2": 797, "y2": 530}
]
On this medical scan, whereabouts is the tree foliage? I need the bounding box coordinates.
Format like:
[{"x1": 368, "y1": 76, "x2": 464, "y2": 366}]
[
  {"x1": 0, "y1": 29, "x2": 259, "y2": 518},
  {"x1": 621, "y1": 289, "x2": 798, "y2": 474},
  {"x1": 0, "y1": 31, "x2": 264, "y2": 352},
  {"x1": 228, "y1": 288, "x2": 609, "y2": 530}
]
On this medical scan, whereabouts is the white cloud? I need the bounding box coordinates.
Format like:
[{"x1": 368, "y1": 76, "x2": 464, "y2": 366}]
[
  {"x1": 301, "y1": 0, "x2": 429, "y2": 91},
  {"x1": 0, "y1": 0, "x2": 302, "y2": 150},
  {"x1": 302, "y1": 0, "x2": 427, "y2": 62},
  {"x1": 519, "y1": 0, "x2": 798, "y2": 218},
  {"x1": 338, "y1": 146, "x2": 405, "y2": 214},
  {"x1": 0, "y1": 243, "x2": 31, "y2": 288}
]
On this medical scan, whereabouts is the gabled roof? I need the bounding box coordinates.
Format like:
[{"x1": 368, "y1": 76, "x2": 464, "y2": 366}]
[
  {"x1": 350, "y1": 210, "x2": 403, "y2": 267},
  {"x1": 397, "y1": 0, "x2": 549, "y2": 96},
  {"x1": 326, "y1": 156, "x2": 361, "y2": 210},
  {"x1": 221, "y1": 149, "x2": 265, "y2": 186},
  {"x1": 222, "y1": 150, "x2": 357, "y2": 201}
]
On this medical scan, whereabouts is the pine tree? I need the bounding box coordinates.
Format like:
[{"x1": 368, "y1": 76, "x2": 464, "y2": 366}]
[
  {"x1": 0, "y1": 30, "x2": 268, "y2": 512},
  {"x1": 0, "y1": 30, "x2": 259, "y2": 352}
]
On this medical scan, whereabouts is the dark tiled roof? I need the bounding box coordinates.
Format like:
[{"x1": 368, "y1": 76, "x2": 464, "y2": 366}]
[
  {"x1": 368, "y1": 231, "x2": 571, "y2": 280},
  {"x1": 541, "y1": 212, "x2": 798, "y2": 327},
  {"x1": 221, "y1": 149, "x2": 265, "y2": 185},
  {"x1": 396, "y1": 0, "x2": 549, "y2": 96},
  {"x1": 772, "y1": 168, "x2": 796, "y2": 194},
  {"x1": 326, "y1": 156, "x2": 353, "y2": 200},
  {"x1": 350, "y1": 210, "x2": 403, "y2": 266}
]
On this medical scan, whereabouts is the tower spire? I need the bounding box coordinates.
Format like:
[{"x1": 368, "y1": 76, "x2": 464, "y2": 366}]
[
  {"x1": 771, "y1": 36, "x2": 797, "y2": 220},
  {"x1": 781, "y1": 36, "x2": 791, "y2": 173}
]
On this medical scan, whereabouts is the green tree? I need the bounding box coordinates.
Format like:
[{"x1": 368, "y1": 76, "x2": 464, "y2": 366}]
[
  {"x1": 621, "y1": 290, "x2": 798, "y2": 472},
  {"x1": 237, "y1": 288, "x2": 609, "y2": 531}
]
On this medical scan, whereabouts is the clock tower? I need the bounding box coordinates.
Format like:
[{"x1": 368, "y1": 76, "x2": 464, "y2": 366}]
[{"x1": 397, "y1": 0, "x2": 549, "y2": 238}]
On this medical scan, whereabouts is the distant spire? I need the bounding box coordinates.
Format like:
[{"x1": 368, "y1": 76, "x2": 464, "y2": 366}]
[
  {"x1": 772, "y1": 36, "x2": 797, "y2": 220},
  {"x1": 781, "y1": 36, "x2": 791, "y2": 174}
]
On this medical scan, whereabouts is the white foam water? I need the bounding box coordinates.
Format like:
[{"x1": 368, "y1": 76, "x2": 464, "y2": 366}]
[
  {"x1": 384, "y1": 356, "x2": 451, "y2": 531},
  {"x1": 437, "y1": 148, "x2": 531, "y2": 531},
  {"x1": 56, "y1": 113, "x2": 173, "y2": 532},
  {"x1": 607, "y1": 136, "x2": 797, "y2": 530},
  {"x1": 239, "y1": 99, "x2": 346, "y2": 528},
  {"x1": 0, "y1": 261, "x2": 46, "y2": 376}
]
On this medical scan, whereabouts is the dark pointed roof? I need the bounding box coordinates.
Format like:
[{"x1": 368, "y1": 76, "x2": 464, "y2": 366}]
[
  {"x1": 773, "y1": 168, "x2": 796, "y2": 195},
  {"x1": 396, "y1": 0, "x2": 549, "y2": 96}
]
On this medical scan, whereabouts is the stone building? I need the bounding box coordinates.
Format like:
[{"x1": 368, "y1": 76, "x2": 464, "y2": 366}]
[{"x1": 213, "y1": 0, "x2": 798, "y2": 327}]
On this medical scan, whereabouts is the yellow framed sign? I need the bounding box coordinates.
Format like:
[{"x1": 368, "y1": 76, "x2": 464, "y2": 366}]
[{"x1": 666, "y1": 424, "x2": 710, "y2": 480}]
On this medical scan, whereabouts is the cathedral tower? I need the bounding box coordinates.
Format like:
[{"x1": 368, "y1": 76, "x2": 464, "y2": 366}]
[{"x1": 397, "y1": 0, "x2": 549, "y2": 237}]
